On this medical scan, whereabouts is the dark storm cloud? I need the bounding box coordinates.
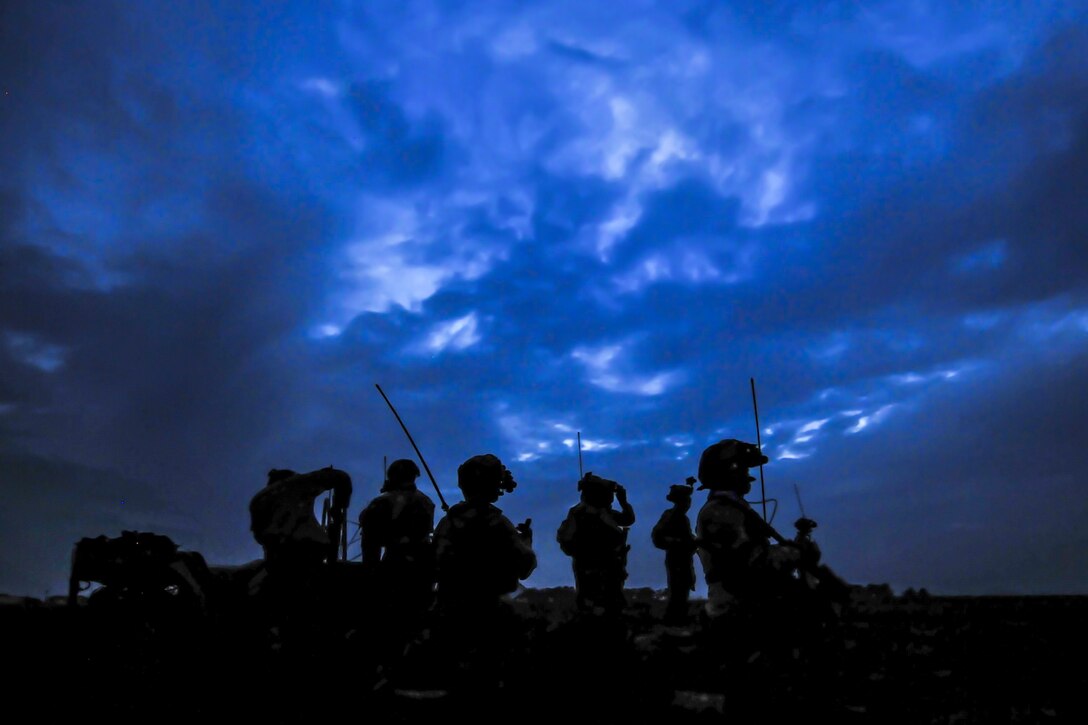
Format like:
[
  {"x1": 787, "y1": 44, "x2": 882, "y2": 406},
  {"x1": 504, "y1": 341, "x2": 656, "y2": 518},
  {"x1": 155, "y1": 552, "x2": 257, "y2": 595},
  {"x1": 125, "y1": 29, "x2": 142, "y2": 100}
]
[
  {"x1": 0, "y1": 1, "x2": 358, "y2": 587},
  {"x1": 2, "y1": 0, "x2": 1088, "y2": 595}
]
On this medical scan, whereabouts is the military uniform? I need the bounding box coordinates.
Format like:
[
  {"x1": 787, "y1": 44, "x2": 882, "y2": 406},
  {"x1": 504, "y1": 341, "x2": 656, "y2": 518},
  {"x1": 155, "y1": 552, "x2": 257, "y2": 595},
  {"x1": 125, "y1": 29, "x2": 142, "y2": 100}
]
[
  {"x1": 249, "y1": 467, "x2": 352, "y2": 572},
  {"x1": 248, "y1": 467, "x2": 352, "y2": 637},
  {"x1": 433, "y1": 499, "x2": 536, "y2": 607},
  {"x1": 557, "y1": 474, "x2": 635, "y2": 616},
  {"x1": 793, "y1": 519, "x2": 822, "y2": 573},
  {"x1": 387, "y1": 457, "x2": 533, "y2": 695},
  {"x1": 697, "y1": 490, "x2": 765, "y2": 617},
  {"x1": 359, "y1": 484, "x2": 436, "y2": 610},
  {"x1": 652, "y1": 504, "x2": 696, "y2": 623},
  {"x1": 693, "y1": 439, "x2": 806, "y2": 620},
  {"x1": 791, "y1": 517, "x2": 850, "y2": 605},
  {"x1": 697, "y1": 489, "x2": 801, "y2": 617}
]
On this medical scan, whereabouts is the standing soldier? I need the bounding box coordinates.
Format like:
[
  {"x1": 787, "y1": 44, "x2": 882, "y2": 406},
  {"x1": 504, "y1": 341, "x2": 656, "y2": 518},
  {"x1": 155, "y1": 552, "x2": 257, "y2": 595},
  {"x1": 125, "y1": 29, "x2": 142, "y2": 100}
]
[
  {"x1": 250, "y1": 466, "x2": 353, "y2": 575},
  {"x1": 432, "y1": 454, "x2": 536, "y2": 610},
  {"x1": 413, "y1": 455, "x2": 535, "y2": 695},
  {"x1": 695, "y1": 439, "x2": 798, "y2": 621},
  {"x1": 358, "y1": 458, "x2": 436, "y2": 617},
  {"x1": 557, "y1": 472, "x2": 636, "y2": 617},
  {"x1": 792, "y1": 517, "x2": 821, "y2": 578},
  {"x1": 248, "y1": 466, "x2": 352, "y2": 636},
  {"x1": 651, "y1": 477, "x2": 698, "y2": 624},
  {"x1": 791, "y1": 516, "x2": 851, "y2": 607}
]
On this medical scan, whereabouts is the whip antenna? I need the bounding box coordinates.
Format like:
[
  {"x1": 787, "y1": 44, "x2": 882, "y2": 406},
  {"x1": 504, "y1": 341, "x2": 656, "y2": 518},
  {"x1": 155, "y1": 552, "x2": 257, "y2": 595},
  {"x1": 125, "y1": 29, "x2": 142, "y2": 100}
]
[
  {"x1": 375, "y1": 384, "x2": 449, "y2": 511},
  {"x1": 751, "y1": 377, "x2": 768, "y2": 522},
  {"x1": 577, "y1": 432, "x2": 584, "y2": 479}
]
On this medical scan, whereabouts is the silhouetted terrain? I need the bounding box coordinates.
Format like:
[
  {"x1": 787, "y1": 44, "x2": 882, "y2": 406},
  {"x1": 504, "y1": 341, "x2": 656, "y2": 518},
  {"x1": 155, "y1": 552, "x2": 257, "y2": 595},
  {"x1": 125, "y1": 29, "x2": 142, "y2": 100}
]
[{"x1": 3, "y1": 586, "x2": 1084, "y2": 723}]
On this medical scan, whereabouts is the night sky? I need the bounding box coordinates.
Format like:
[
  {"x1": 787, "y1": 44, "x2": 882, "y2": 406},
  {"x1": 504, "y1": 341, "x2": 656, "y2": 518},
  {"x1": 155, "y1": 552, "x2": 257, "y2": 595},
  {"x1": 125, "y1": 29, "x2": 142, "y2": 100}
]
[{"x1": 3, "y1": 1, "x2": 1087, "y2": 597}]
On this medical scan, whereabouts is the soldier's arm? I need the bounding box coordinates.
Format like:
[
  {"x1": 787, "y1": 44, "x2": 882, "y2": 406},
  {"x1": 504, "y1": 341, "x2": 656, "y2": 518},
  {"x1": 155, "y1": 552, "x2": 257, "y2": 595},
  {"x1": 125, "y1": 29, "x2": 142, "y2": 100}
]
[
  {"x1": 730, "y1": 509, "x2": 778, "y2": 566},
  {"x1": 270, "y1": 467, "x2": 352, "y2": 502},
  {"x1": 509, "y1": 520, "x2": 537, "y2": 580},
  {"x1": 614, "y1": 486, "x2": 635, "y2": 526}
]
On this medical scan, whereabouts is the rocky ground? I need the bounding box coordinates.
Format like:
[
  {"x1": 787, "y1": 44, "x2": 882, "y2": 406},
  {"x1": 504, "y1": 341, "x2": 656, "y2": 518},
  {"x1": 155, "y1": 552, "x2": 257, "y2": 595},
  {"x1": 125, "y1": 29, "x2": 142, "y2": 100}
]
[{"x1": 2, "y1": 584, "x2": 1085, "y2": 724}]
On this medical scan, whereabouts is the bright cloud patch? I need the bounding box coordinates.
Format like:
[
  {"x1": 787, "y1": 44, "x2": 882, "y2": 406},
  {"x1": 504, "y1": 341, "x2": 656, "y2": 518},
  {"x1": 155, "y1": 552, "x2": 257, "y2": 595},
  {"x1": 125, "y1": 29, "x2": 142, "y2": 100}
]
[
  {"x1": 330, "y1": 199, "x2": 499, "y2": 320},
  {"x1": 571, "y1": 342, "x2": 683, "y2": 396},
  {"x1": 846, "y1": 404, "x2": 898, "y2": 435},
  {"x1": 496, "y1": 406, "x2": 626, "y2": 464},
  {"x1": 422, "y1": 312, "x2": 482, "y2": 353}
]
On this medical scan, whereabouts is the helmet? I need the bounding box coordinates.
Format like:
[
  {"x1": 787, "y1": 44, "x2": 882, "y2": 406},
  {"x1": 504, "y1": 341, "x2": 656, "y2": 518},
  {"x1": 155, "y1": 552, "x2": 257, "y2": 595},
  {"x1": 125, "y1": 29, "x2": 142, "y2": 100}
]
[
  {"x1": 266, "y1": 468, "x2": 297, "y2": 485},
  {"x1": 697, "y1": 439, "x2": 767, "y2": 489},
  {"x1": 577, "y1": 471, "x2": 618, "y2": 493},
  {"x1": 458, "y1": 454, "x2": 517, "y2": 497},
  {"x1": 666, "y1": 478, "x2": 695, "y2": 503},
  {"x1": 794, "y1": 517, "x2": 818, "y2": 532},
  {"x1": 386, "y1": 459, "x2": 421, "y2": 484}
]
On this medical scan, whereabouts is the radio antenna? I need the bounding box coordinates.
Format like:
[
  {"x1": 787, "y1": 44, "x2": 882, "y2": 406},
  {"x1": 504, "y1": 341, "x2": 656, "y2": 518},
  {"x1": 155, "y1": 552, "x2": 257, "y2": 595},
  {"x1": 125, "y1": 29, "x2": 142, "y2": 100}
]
[
  {"x1": 577, "y1": 431, "x2": 584, "y2": 479},
  {"x1": 751, "y1": 377, "x2": 768, "y2": 522}
]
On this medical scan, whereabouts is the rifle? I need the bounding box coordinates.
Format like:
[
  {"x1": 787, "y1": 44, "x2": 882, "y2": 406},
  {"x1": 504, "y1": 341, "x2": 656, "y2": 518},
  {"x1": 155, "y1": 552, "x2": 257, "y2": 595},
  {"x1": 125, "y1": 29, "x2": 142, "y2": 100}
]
[
  {"x1": 319, "y1": 467, "x2": 351, "y2": 562},
  {"x1": 374, "y1": 384, "x2": 450, "y2": 511}
]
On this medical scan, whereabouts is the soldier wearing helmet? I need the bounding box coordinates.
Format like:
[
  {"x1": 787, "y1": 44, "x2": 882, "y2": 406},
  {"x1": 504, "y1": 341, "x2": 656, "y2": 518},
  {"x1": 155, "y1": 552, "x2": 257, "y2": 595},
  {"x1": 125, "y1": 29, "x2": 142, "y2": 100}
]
[
  {"x1": 792, "y1": 517, "x2": 821, "y2": 570},
  {"x1": 250, "y1": 466, "x2": 353, "y2": 572},
  {"x1": 557, "y1": 472, "x2": 636, "y2": 617},
  {"x1": 695, "y1": 439, "x2": 798, "y2": 619},
  {"x1": 248, "y1": 466, "x2": 353, "y2": 633},
  {"x1": 359, "y1": 458, "x2": 436, "y2": 616},
  {"x1": 432, "y1": 454, "x2": 536, "y2": 609},
  {"x1": 791, "y1": 516, "x2": 850, "y2": 605},
  {"x1": 651, "y1": 477, "x2": 698, "y2": 624}
]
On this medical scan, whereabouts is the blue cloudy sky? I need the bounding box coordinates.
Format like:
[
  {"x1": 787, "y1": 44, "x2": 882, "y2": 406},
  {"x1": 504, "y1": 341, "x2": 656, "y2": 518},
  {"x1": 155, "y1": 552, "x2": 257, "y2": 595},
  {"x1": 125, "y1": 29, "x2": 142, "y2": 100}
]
[{"x1": 3, "y1": 0, "x2": 1088, "y2": 596}]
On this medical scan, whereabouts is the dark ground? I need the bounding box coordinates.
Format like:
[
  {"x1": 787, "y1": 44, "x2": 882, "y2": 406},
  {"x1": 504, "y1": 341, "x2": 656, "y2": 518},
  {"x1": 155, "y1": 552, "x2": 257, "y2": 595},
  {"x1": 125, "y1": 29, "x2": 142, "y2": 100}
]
[{"x1": 2, "y1": 583, "x2": 1085, "y2": 724}]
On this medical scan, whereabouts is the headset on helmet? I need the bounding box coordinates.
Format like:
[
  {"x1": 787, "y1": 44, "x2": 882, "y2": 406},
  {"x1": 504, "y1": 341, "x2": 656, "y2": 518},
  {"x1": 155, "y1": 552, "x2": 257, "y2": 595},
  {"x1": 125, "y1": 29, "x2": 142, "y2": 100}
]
[{"x1": 697, "y1": 439, "x2": 768, "y2": 488}]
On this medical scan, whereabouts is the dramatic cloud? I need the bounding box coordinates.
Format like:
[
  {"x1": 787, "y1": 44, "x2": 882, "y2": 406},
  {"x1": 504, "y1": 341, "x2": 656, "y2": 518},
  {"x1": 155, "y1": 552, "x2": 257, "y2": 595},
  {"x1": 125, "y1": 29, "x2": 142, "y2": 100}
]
[{"x1": 2, "y1": 0, "x2": 1087, "y2": 596}]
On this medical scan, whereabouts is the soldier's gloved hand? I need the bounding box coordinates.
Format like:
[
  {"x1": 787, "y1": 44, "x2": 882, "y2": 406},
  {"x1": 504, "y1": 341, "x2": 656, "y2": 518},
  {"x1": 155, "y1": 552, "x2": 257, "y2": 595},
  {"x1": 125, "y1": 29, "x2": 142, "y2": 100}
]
[
  {"x1": 516, "y1": 518, "x2": 533, "y2": 544},
  {"x1": 615, "y1": 485, "x2": 628, "y2": 504}
]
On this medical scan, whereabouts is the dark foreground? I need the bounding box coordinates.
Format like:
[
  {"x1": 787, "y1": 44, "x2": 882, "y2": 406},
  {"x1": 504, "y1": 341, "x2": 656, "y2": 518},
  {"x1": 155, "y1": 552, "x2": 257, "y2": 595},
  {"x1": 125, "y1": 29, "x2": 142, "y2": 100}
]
[{"x1": 3, "y1": 586, "x2": 1085, "y2": 724}]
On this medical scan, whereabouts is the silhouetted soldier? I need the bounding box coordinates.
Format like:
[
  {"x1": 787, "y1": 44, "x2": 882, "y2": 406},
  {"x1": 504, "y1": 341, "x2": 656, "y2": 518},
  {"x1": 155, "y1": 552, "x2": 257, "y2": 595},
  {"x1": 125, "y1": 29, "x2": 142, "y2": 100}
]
[
  {"x1": 651, "y1": 477, "x2": 697, "y2": 624},
  {"x1": 695, "y1": 440, "x2": 798, "y2": 621},
  {"x1": 432, "y1": 454, "x2": 536, "y2": 610},
  {"x1": 793, "y1": 517, "x2": 821, "y2": 573},
  {"x1": 250, "y1": 466, "x2": 353, "y2": 574},
  {"x1": 791, "y1": 516, "x2": 850, "y2": 607},
  {"x1": 359, "y1": 459, "x2": 436, "y2": 614},
  {"x1": 248, "y1": 466, "x2": 352, "y2": 638},
  {"x1": 404, "y1": 455, "x2": 534, "y2": 696},
  {"x1": 557, "y1": 472, "x2": 635, "y2": 617}
]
